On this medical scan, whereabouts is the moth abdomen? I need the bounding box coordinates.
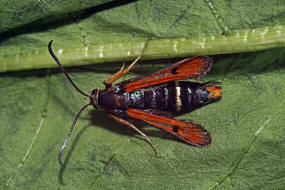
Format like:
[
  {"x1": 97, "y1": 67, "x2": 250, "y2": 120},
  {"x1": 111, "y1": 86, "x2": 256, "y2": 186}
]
[{"x1": 126, "y1": 81, "x2": 221, "y2": 113}]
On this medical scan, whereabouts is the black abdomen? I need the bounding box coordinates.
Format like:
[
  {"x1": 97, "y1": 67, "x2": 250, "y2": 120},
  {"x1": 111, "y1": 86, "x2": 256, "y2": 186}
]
[{"x1": 126, "y1": 81, "x2": 221, "y2": 113}]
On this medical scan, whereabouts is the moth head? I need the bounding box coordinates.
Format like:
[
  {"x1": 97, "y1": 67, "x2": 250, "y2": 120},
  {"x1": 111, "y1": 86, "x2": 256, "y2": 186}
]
[{"x1": 90, "y1": 89, "x2": 100, "y2": 109}]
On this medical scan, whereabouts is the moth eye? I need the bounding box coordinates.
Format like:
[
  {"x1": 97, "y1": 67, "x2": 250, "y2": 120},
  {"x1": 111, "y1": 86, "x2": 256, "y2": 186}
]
[{"x1": 92, "y1": 89, "x2": 98, "y2": 95}]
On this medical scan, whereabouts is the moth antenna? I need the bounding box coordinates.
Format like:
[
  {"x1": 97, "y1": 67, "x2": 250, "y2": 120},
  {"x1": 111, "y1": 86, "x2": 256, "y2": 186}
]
[
  {"x1": 58, "y1": 103, "x2": 91, "y2": 167},
  {"x1": 48, "y1": 40, "x2": 89, "y2": 97}
]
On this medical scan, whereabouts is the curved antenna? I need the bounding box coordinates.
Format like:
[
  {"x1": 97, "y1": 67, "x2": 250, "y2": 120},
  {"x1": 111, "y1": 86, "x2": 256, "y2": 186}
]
[
  {"x1": 48, "y1": 40, "x2": 89, "y2": 97},
  {"x1": 58, "y1": 103, "x2": 91, "y2": 167}
]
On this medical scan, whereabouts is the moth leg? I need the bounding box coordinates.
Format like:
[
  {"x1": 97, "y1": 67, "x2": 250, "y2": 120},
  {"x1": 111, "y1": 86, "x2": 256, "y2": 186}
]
[
  {"x1": 108, "y1": 113, "x2": 158, "y2": 157},
  {"x1": 103, "y1": 33, "x2": 151, "y2": 86},
  {"x1": 120, "y1": 61, "x2": 125, "y2": 72}
]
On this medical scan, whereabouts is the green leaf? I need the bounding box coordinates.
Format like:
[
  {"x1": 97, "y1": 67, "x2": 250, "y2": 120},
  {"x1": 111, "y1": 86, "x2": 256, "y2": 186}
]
[
  {"x1": 0, "y1": 0, "x2": 113, "y2": 33},
  {"x1": 0, "y1": 0, "x2": 284, "y2": 72},
  {"x1": 1, "y1": 48, "x2": 285, "y2": 189},
  {"x1": 1, "y1": 0, "x2": 285, "y2": 189}
]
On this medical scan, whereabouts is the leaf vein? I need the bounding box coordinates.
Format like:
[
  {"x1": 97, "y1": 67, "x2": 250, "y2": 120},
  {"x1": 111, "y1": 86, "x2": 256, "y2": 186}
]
[
  {"x1": 5, "y1": 69, "x2": 51, "y2": 187},
  {"x1": 210, "y1": 118, "x2": 272, "y2": 190},
  {"x1": 203, "y1": 0, "x2": 228, "y2": 33}
]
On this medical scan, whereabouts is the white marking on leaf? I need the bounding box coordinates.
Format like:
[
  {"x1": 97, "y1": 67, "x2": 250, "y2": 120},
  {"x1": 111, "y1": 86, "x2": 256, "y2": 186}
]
[
  {"x1": 99, "y1": 45, "x2": 104, "y2": 58},
  {"x1": 261, "y1": 27, "x2": 268, "y2": 39},
  {"x1": 200, "y1": 38, "x2": 206, "y2": 49},
  {"x1": 236, "y1": 32, "x2": 240, "y2": 38},
  {"x1": 255, "y1": 118, "x2": 271, "y2": 136},
  {"x1": 6, "y1": 117, "x2": 45, "y2": 186},
  {"x1": 173, "y1": 41, "x2": 178, "y2": 52},
  {"x1": 84, "y1": 46, "x2": 88, "y2": 57},
  {"x1": 244, "y1": 30, "x2": 249, "y2": 43}
]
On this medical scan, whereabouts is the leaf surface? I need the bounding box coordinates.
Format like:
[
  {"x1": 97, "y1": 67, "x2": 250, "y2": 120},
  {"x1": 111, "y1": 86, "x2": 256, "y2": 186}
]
[
  {"x1": 0, "y1": 0, "x2": 285, "y2": 189},
  {"x1": 1, "y1": 48, "x2": 285, "y2": 189},
  {"x1": 0, "y1": 0, "x2": 284, "y2": 72}
]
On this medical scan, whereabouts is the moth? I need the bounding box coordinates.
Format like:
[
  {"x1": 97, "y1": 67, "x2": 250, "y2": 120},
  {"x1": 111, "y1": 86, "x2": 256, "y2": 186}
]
[{"x1": 48, "y1": 35, "x2": 221, "y2": 166}]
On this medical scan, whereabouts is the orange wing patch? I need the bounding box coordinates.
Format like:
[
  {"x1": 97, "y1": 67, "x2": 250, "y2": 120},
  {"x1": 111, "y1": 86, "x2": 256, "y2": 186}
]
[
  {"x1": 126, "y1": 108, "x2": 211, "y2": 147},
  {"x1": 124, "y1": 56, "x2": 213, "y2": 92}
]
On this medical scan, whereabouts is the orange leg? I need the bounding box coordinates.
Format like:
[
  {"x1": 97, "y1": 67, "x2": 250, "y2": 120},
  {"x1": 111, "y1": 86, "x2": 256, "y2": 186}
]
[
  {"x1": 103, "y1": 33, "x2": 151, "y2": 86},
  {"x1": 108, "y1": 113, "x2": 158, "y2": 157}
]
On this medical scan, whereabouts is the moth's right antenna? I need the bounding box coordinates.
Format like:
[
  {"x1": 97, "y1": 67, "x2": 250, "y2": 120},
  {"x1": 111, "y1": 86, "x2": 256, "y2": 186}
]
[{"x1": 48, "y1": 40, "x2": 89, "y2": 97}]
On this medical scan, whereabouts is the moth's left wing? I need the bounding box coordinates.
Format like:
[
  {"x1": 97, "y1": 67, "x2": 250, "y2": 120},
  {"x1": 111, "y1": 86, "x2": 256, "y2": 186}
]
[{"x1": 126, "y1": 108, "x2": 211, "y2": 147}]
